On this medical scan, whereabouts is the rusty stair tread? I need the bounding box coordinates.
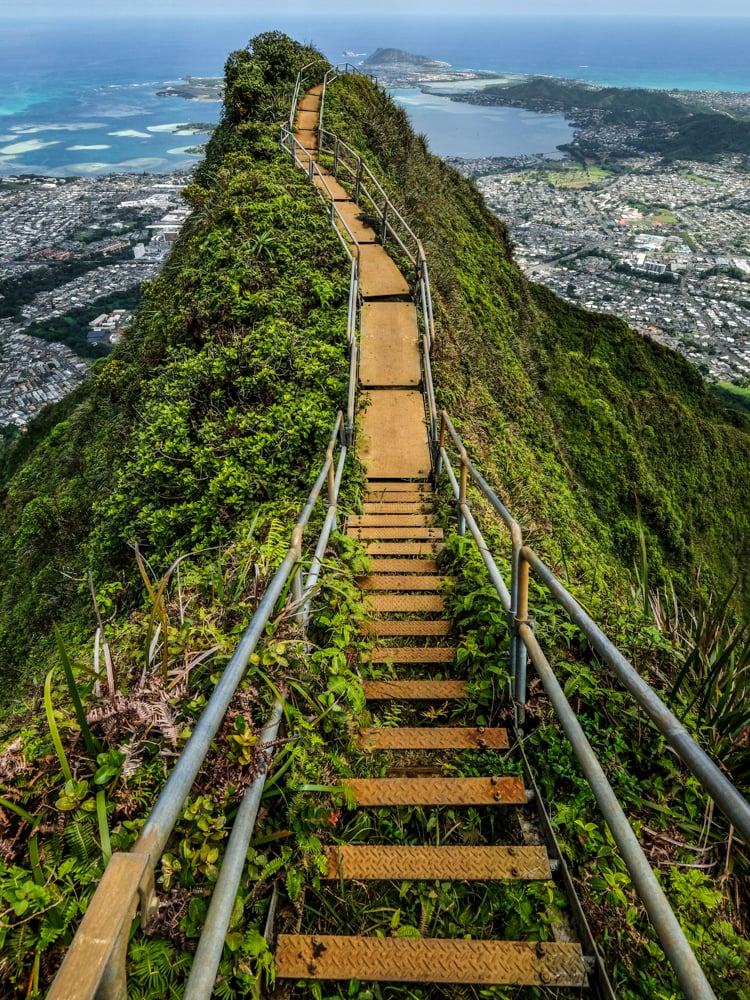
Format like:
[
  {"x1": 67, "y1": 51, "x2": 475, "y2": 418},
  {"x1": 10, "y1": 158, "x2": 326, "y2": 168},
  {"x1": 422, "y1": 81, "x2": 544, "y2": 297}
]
[
  {"x1": 367, "y1": 559, "x2": 440, "y2": 573},
  {"x1": 363, "y1": 541, "x2": 442, "y2": 556},
  {"x1": 349, "y1": 514, "x2": 436, "y2": 527},
  {"x1": 343, "y1": 776, "x2": 526, "y2": 806},
  {"x1": 359, "y1": 575, "x2": 445, "y2": 591},
  {"x1": 362, "y1": 620, "x2": 452, "y2": 636},
  {"x1": 349, "y1": 527, "x2": 444, "y2": 540},
  {"x1": 367, "y1": 485, "x2": 430, "y2": 496},
  {"x1": 275, "y1": 936, "x2": 587, "y2": 986},
  {"x1": 357, "y1": 726, "x2": 509, "y2": 750},
  {"x1": 363, "y1": 503, "x2": 430, "y2": 514},
  {"x1": 366, "y1": 594, "x2": 446, "y2": 612},
  {"x1": 363, "y1": 679, "x2": 466, "y2": 699},
  {"x1": 323, "y1": 844, "x2": 550, "y2": 880},
  {"x1": 371, "y1": 646, "x2": 455, "y2": 662}
]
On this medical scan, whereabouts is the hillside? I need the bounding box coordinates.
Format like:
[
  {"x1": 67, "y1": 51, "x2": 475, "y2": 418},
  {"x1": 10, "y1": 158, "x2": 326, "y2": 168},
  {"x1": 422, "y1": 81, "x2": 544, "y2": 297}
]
[
  {"x1": 459, "y1": 76, "x2": 750, "y2": 159},
  {"x1": 1, "y1": 30, "x2": 749, "y2": 726},
  {"x1": 0, "y1": 33, "x2": 748, "y2": 999},
  {"x1": 323, "y1": 72, "x2": 750, "y2": 605}
]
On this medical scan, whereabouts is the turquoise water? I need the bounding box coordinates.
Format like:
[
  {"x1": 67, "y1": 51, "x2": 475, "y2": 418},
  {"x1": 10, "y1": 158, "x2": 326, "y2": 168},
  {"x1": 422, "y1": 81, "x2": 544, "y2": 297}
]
[
  {"x1": 391, "y1": 88, "x2": 573, "y2": 159},
  {"x1": 1, "y1": 15, "x2": 748, "y2": 175}
]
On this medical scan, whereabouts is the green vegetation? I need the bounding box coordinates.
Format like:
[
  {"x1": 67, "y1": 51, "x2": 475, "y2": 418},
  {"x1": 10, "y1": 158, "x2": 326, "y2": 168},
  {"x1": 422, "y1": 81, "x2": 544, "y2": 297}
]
[
  {"x1": 461, "y1": 77, "x2": 750, "y2": 162},
  {"x1": 682, "y1": 171, "x2": 720, "y2": 185},
  {"x1": 714, "y1": 381, "x2": 750, "y2": 415},
  {"x1": 323, "y1": 71, "x2": 750, "y2": 604},
  {"x1": 471, "y1": 77, "x2": 693, "y2": 125},
  {"x1": 1, "y1": 30, "x2": 750, "y2": 1000}
]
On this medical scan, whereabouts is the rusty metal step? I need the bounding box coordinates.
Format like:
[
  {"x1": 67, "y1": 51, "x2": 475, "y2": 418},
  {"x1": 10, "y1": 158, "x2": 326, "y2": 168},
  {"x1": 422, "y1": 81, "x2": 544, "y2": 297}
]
[
  {"x1": 363, "y1": 680, "x2": 466, "y2": 700},
  {"x1": 368, "y1": 559, "x2": 439, "y2": 573},
  {"x1": 363, "y1": 502, "x2": 430, "y2": 514},
  {"x1": 343, "y1": 777, "x2": 526, "y2": 806},
  {"x1": 275, "y1": 936, "x2": 588, "y2": 986},
  {"x1": 359, "y1": 575, "x2": 445, "y2": 591},
  {"x1": 348, "y1": 527, "x2": 444, "y2": 540},
  {"x1": 371, "y1": 646, "x2": 456, "y2": 663},
  {"x1": 363, "y1": 542, "x2": 442, "y2": 556},
  {"x1": 362, "y1": 620, "x2": 451, "y2": 636},
  {"x1": 323, "y1": 844, "x2": 550, "y2": 880},
  {"x1": 349, "y1": 514, "x2": 436, "y2": 527},
  {"x1": 366, "y1": 594, "x2": 446, "y2": 613},
  {"x1": 366, "y1": 491, "x2": 428, "y2": 503},
  {"x1": 357, "y1": 727, "x2": 508, "y2": 750},
  {"x1": 366, "y1": 481, "x2": 430, "y2": 492}
]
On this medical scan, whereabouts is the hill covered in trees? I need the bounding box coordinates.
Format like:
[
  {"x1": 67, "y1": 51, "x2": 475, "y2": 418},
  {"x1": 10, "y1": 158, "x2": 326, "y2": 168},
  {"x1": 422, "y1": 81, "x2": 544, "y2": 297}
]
[{"x1": 0, "y1": 33, "x2": 748, "y2": 999}]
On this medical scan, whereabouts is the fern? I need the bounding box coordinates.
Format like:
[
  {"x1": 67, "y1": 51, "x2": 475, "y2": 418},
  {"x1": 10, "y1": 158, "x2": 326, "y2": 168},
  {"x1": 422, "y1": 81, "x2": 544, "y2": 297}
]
[{"x1": 63, "y1": 817, "x2": 98, "y2": 866}]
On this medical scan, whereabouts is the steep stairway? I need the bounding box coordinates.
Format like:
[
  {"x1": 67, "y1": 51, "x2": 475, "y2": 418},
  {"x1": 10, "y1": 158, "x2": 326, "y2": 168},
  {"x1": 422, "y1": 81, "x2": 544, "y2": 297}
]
[{"x1": 273, "y1": 85, "x2": 592, "y2": 994}]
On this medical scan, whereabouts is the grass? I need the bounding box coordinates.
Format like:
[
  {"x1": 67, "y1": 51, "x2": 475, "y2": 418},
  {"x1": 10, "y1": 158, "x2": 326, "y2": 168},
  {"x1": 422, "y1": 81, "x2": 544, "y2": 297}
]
[
  {"x1": 682, "y1": 171, "x2": 721, "y2": 185},
  {"x1": 714, "y1": 381, "x2": 750, "y2": 415},
  {"x1": 543, "y1": 165, "x2": 611, "y2": 188},
  {"x1": 650, "y1": 210, "x2": 679, "y2": 225}
]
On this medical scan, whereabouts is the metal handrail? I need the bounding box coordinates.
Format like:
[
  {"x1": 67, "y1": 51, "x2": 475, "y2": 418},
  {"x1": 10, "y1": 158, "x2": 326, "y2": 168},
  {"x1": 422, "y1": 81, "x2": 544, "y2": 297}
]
[
  {"x1": 47, "y1": 414, "x2": 349, "y2": 1000},
  {"x1": 280, "y1": 124, "x2": 360, "y2": 445},
  {"x1": 438, "y1": 409, "x2": 750, "y2": 999}
]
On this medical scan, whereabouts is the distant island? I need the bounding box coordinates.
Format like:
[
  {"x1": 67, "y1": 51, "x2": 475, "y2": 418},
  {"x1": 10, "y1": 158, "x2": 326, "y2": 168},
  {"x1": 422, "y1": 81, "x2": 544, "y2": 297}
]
[
  {"x1": 359, "y1": 47, "x2": 497, "y2": 87},
  {"x1": 156, "y1": 76, "x2": 223, "y2": 102},
  {"x1": 450, "y1": 76, "x2": 750, "y2": 163},
  {"x1": 362, "y1": 47, "x2": 450, "y2": 70}
]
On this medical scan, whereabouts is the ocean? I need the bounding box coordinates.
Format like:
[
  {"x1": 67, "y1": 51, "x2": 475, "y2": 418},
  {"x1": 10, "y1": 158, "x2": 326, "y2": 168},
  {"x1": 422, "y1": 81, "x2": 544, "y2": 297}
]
[{"x1": 1, "y1": 15, "x2": 749, "y2": 175}]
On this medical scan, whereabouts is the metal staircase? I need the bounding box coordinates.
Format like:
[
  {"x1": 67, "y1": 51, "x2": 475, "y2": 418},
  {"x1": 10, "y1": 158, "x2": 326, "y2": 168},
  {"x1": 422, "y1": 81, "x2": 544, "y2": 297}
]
[{"x1": 275, "y1": 482, "x2": 592, "y2": 990}]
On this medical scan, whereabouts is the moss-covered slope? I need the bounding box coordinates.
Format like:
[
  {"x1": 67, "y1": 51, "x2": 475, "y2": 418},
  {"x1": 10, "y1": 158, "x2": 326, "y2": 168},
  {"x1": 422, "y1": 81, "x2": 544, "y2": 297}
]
[
  {"x1": 323, "y1": 73, "x2": 750, "y2": 606},
  {"x1": 0, "y1": 35, "x2": 348, "y2": 706}
]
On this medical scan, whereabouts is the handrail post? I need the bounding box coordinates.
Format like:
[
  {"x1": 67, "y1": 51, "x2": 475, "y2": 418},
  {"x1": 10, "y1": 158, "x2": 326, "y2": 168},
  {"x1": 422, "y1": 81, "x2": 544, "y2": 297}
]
[
  {"x1": 381, "y1": 201, "x2": 388, "y2": 248},
  {"x1": 435, "y1": 413, "x2": 446, "y2": 482},
  {"x1": 354, "y1": 158, "x2": 363, "y2": 204},
  {"x1": 514, "y1": 553, "x2": 531, "y2": 719},
  {"x1": 291, "y1": 525, "x2": 304, "y2": 627},
  {"x1": 333, "y1": 135, "x2": 340, "y2": 176},
  {"x1": 458, "y1": 455, "x2": 468, "y2": 536}
]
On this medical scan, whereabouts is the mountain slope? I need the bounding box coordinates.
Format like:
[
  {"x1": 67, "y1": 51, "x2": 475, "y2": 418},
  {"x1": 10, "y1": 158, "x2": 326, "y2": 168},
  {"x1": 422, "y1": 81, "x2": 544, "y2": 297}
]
[{"x1": 323, "y1": 72, "x2": 750, "y2": 606}]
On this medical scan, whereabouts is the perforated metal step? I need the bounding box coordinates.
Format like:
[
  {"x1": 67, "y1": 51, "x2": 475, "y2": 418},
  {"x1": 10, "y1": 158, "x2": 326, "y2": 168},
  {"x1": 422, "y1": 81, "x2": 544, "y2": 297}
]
[
  {"x1": 275, "y1": 936, "x2": 588, "y2": 986},
  {"x1": 363, "y1": 503, "x2": 429, "y2": 514},
  {"x1": 363, "y1": 680, "x2": 466, "y2": 700},
  {"x1": 371, "y1": 646, "x2": 456, "y2": 663},
  {"x1": 348, "y1": 526, "x2": 444, "y2": 540},
  {"x1": 362, "y1": 620, "x2": 451, "y2": 636},
  {"x1": 363, "y1": 542, "x2": 442, "y2": 556},
  {"x1": 359, "y1": 575, "x2": 445, "y2": 591},
  {"x1": 323, "y1": 844, "x2": 550, "y2": 881},
  {"x1": 366, "y1": 594, "x2": 446, "y2": 613},
  {"x1": 367, "y1": 559, "x2": 439, "y2": 573},
  {"x1": 357, "y1": 726, "x2": 508, "y2": 750},
  {"x1": 344, "y1": 776, "x2": 526, "y2": 806},
  {"x1": 349, "y1": 514, "x2": 436, "y2": 527}
]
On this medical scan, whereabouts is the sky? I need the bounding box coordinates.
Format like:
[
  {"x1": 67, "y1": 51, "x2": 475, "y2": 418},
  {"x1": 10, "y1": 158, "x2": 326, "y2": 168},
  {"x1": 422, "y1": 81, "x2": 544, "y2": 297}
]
[{"x1": 2, "y1": 0, "x2": 750, "y2": 15}]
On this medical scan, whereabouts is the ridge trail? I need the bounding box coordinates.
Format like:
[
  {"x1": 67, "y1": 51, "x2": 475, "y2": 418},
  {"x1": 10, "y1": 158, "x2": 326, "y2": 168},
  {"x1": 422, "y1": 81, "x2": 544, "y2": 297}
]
[{"x1": 272, "y1": 81, "x2": 592, "y2": 996}]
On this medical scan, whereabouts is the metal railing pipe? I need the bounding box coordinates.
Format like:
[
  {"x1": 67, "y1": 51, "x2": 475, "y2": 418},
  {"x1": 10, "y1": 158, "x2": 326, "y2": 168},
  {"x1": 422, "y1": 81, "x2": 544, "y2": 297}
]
[
  {"x1": 134, "y1": 545, "x2": 298, "y2": 863},
  {"x1": 461, "y1": 504, "x2": 512, "y2": 612},
  {"x1": 182, "y1": 700, "x2": 286, "y2": 1000},
  {"x1": 521, "y1": 546, "x2": 750, "y2": 845},
  {"x1": 519, "y1": 622, "x2": 716, "y2": 1000},
  {"x1": 136, "y1": 417, "x2": 343, "y2": 860}
]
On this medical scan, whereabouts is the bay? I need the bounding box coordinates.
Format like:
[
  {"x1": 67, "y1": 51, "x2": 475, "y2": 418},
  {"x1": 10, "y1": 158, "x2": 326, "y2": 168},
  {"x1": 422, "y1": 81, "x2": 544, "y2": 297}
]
[{"x1": 0, "y1": 15, "x2": 749, "y2": 176}]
